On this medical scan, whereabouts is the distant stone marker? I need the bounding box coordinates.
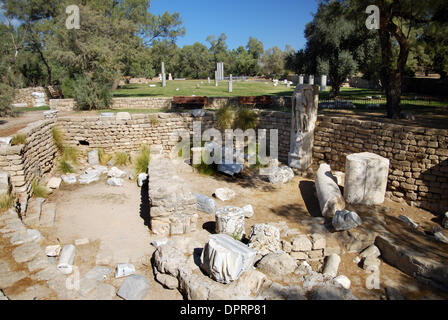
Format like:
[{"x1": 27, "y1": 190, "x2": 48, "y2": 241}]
[{"x1": 228, "y1": 74, "x2": 233, "y2": 93}]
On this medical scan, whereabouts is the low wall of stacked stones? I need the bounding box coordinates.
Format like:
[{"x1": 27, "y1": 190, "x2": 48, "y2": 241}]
[
  {"x1": 13, "y1": 87, "x2": 48, "y2": 107},
  {"x1": 49, "y1": 96, "x2": 291, "y2": 112},
  {"x1": 56, "y1": 111, "x2": 292, "y2": 162},
  {"x1": 313, "y1": 116, "x2": 448, "y2": 213},
  {"x1": 49, "y1": 97, "x2": 173, "y2": 112},
  {"x1": 0, "y1": 119, "x2": 58, "y2": 210},
  {"x1": 57, "y1": 113, "x2": 217, "y2": 154}
]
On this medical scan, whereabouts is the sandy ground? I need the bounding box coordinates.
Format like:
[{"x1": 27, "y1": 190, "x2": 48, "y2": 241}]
[{"x1": 31, "y1": 165, "x2": 448, "y2": 300}]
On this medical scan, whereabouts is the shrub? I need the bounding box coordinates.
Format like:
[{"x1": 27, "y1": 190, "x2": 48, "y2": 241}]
[
  {"x1": 233, "y1": 106, "x2": 259, "y2": 130},
  {"x1": 31, "y1": 179, "x2": 49, "y2": 198},
  {"x1": 0, "y1": 82, "x2": 14, "y2": 117},
  {"x1": 114, "y1": 151, "x2": 130, "y2": 166},
  {"x1": 134, "y1": 145, "x2": 150, "y2": 175},
  {"x1": 11, "y1": 134, "x2": 27, "y2": 146},
  {"x1": 58, "y1": 159, "x2": 75, "y2": 174},
  {"x1": 0, "y1": 193, "x2": 14, "y2": 213},
  {"x1": 98, "y1": 148, "x2": 113, "y2": 166},
  {"x1": 62, "y1": 146, "x2": 79, "y2": 165},
  {"x1": 61, "y1": 76, "x2": 76, "y2": 98},
  {"x1": 73, "y1": 75, "x2": 112, "y2": 110},
  {"x1": 216, "y1": 105, "x2": 235, "y2": 131},
  {"x1": 52, "y1": 126, "x2": 64, "y2": 152}
]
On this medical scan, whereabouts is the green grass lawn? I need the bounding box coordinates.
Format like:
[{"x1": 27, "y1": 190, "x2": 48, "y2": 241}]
[
  {"x1": 12, "y1": 105, "x2": 50, "y2": 113},
  {"x1": 113, "y1": 80, "x2": 295, "y2": 98}
]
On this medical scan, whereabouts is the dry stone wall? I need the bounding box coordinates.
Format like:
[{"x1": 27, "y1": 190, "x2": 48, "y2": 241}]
[
  {"x1": 49, "y1": 97, "x2": 172, "y2": 112},
  {"x1": 0, "y1": 118, "x2": 58, "y2": 211},
  {"x1": 313, "y1": 116, "x2": 448, "y2": 213},
  {"x1": 13, "y1": 87, "x2": 48, "y2": 107}
]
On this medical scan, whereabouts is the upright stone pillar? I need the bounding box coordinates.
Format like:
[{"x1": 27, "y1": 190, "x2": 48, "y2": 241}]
[
  {"x1": 161, "y1": 62, "x2": 166, "y2": 87},
  {"x1": 288, "y1": 84, "x2": 319, "y2": 171},
  {"x1": 168, "y1": 73, "x2": 173, "y2": 81},
  {"x1": 321, "y1": 75, "x2": 327, "y2": 91},
  {"x1": 309, "y1": 75, "x2": 314, "y2": 85},
  {"x1": 215, "y1": 71, "x2": 219, "y2": 87},
  {"x1": 208, "y1": 77, "x2": 211, "y2": 84},
  {"x1": 344, "y1": 152, "x2": 390, "y2": 205},
  {"x1": 299, "y1": 75, "x2": 304, "y2": 85},
  {"x1": 228, "y1": 74, "x2": 233, "y2": 93}
]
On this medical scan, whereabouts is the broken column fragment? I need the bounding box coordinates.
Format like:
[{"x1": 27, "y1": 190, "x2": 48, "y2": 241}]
[
  {"x1": 215, "y1": 206, "x2": 245, "y2": 240},
  {"x1": 344, "y1": 152, "x2": 390, "y2": 205},
  {"x1": 315, "y1": 163, "x2": 345, "y2": 218},
  {"x1": 200, "y1": 234, "x2": 256, "y2": 284}
]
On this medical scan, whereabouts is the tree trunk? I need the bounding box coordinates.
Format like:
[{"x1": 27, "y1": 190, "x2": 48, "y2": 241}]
[{"x1": 378, "y1": 5, "x2": 410, "y2": 119}]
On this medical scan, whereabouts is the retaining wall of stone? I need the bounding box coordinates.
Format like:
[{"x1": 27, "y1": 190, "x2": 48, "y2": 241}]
[
  {"x1": 49, "y1": 96, "x2": 291, "y2": 112},
  {"x1": 313, "y1": 116, "x2": 448, "y2": 213},
  {"x1": 13, "y1": 87, "x2": 48, "y2": 107},
  {"x1": 0, "y1": 119, "x2": 58, "y2": 211}
]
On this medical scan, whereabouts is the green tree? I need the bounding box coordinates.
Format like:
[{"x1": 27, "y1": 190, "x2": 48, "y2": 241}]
[
  {"x1": 178, "y1": 42, "x2": 213, "y2": 79},
  {"x1": 347, "y1": 0, "x2": 448, "y2": 118},
  {"x1": 260, "y1": 46, "x2": 285, "y2": 78},
  {"x1": 304, "y1": 1, "x2": 360, "y2": 97}
]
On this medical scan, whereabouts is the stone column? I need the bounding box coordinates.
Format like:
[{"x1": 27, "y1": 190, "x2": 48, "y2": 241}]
[
  {"x1": 299, "y1": 75, "x2": 304, "y2": 85},
  {"x1": 288, "y1": 84, "x2": 319, "y2": 171},
  {"x1": 162, "y1": 73, "x2": 166, "y2": 87},
  {"x1": 215, "y1": 206, "x2": 245, "y2": 240},
  {"x1": 315, "y1": 163, "x2": 345, "y2": 218},
  {"x1": 344, "y1": 152, "x2": 390, "y2": 205},
  {"x1": 208, "y1": 77, "x2": 211, "y2": 84},
  {"x1": 228, "y1": 74, "x2": 233, "y2": 93},
  {"x1": 321, "y1": 75, "x2": 327, "y2": 91},
  {"x1": 161, "y1": 62, "x2": 165, "y2": 75},
  {"x1": 215, "y1": 71, "x2": 219, "y2": 87},
  {"x1": 309, "y1": 75, "x2": 314, "y2": 85}
]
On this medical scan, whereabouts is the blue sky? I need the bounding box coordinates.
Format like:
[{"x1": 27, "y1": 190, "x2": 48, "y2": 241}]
[{"x1": 150, "y1": 0, "x2": 318, "y2": 51}]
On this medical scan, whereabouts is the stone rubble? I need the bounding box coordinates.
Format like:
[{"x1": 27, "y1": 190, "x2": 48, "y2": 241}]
[
  {"x1": 214, "y1": 187, "x2": 236, "y2": 201},
  {"x1": 117, "y1": 275, "x2": 150, "y2": 300},
  {"x1": 248, "y1": 224, "x2": 281, "y2": 256},
  {"x1": 332, "y1": 210, "x2": 363, "y2": 231},
  {"x1": 268, "y1": 166, "x2": 295, "y2": 185}
]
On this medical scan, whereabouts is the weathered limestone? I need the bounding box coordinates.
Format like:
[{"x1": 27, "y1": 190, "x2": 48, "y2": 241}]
[
  {"x1": 194, "y1": 193, "x2": 217, "y2": 214},
  {"x1": 0, "y1": 172, "x2": 10, "y2": 195},
  {"x1": 115, "y1": 263, "x2": 135, "y2": 278},
  {"x1": 215, "y1": 206, "x2": 245, "y2": 240},
  {"x1": 107, "y1": 177, "x2": 123, "y2": 187},
  {"x1": 117, "y1": 275, "x2": 150, "y2": 300},
  {"x1": 323, "y1": 254, "x2": 341, "y2": 278},
  {"x1": 57, "y1": 244, "x2": 76, "y2": 275},
  {"x1": 200, "y1": 234, "x2": 256, "y2": 284},
  {"x1": 315, "y1": 163, "x2": 345, "y2": 218},
  {"x1": 248, "y1": 224, "x2": 281, "y2": 256},
  {"x1": 332, "y1": 210, "x2": 363, "y2": 231},
  {"x1": 256, "y1": 252, "x2": 297, "y2": 278},
  {"x1": 107, "y1": 167, "x2": 126, "y2": 178},
  {"x1": 332, "y1": 275, "x2": 351, "y2": 289},
  {"x1": 289, "y1": 84, "x2": 319, "y2": 171},
  {"x1": 242, "y1": 205, "x2": 254, "y2": 218},
  {"x1": 344, "y1": 152, "x2": 390, "y2": 205},
  {"x1": 88, "y1": 150, "x2": 99, "y2": 165},
  {"x1": 46, "y1": 177, "x2": 62, "y2": 189},
  {"x1": 61, "y1": 174, "x2": 77, "y2": 184},
  {"x1": 214, "y1": 187, "x2": 236, "y2": 201},
  {"x1": 148, "y1": 156, "x2": 198, "y2": 236},
  {"x1": 45, "y1": 245, "x2": 61, "y2": 257},
  {"x1": 268, "y1": 166, "x2": 294, "y2": 185}
]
